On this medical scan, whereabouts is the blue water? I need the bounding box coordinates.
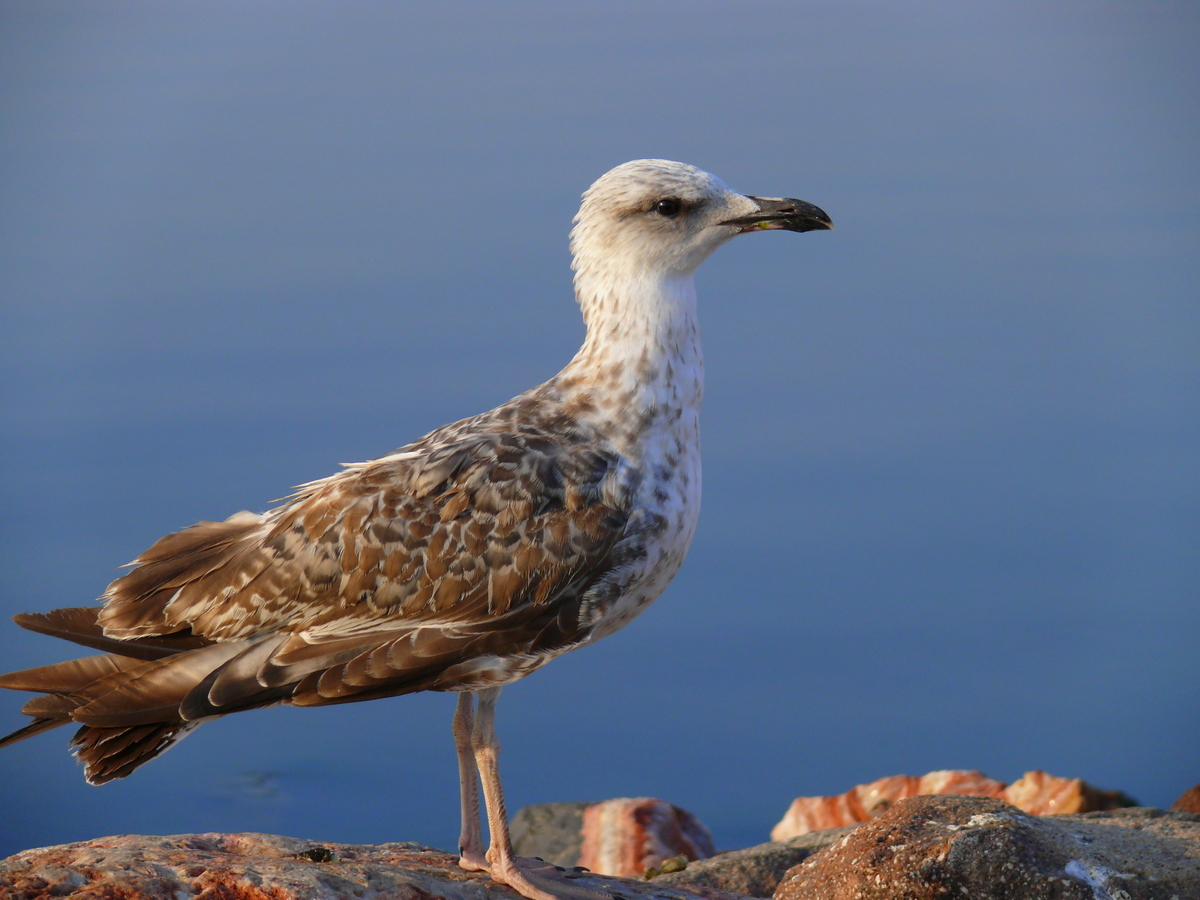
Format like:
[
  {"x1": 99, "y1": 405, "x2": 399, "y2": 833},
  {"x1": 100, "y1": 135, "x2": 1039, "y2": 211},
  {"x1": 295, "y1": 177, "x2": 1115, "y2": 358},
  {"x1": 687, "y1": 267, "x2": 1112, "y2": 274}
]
[{"x1": 2, "y1": 2, "x2": 1196, "y2": 858}]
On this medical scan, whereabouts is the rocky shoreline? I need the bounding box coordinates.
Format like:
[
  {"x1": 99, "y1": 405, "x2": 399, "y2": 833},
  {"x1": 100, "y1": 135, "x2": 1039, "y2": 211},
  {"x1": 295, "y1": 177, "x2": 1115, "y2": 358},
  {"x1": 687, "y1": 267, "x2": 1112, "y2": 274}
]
[{"x1": 4, "y1": 772, "x2": 1198, "y2": 900}]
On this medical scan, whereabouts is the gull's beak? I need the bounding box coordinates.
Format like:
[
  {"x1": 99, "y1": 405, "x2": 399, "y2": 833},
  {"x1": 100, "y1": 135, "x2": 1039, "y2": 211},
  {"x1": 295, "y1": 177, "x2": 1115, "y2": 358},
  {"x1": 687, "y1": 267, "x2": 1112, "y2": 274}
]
[{"x1": 720, "y1": 196, "x2": 833, "y2": 234}]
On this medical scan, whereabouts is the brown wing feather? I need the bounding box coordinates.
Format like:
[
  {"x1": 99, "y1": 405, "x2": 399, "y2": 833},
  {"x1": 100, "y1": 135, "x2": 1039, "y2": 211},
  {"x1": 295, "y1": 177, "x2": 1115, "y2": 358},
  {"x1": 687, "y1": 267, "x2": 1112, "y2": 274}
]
[
  {"x1": 0, "y1": 653, "x2": 147, "y2": 694},
  {"x1": 98, "y1": 431, "x2": 628, "y2": 644},
  {"x1": 2, "y1": 423, "x2": 637, "y2": 781},
  {"x1": 98, "y1": 512, "x2": 268, "y2": 638},
  {"x1": 13, "y1": 608, "x2": 209, "y2": 660}
]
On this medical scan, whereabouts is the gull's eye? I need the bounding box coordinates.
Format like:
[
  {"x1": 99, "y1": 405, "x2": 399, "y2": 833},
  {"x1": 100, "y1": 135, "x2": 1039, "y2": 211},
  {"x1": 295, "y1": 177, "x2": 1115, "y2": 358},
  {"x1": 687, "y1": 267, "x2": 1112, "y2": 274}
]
[{"x1": 654, "y1": 198, "x2": 682, "y2": 217}]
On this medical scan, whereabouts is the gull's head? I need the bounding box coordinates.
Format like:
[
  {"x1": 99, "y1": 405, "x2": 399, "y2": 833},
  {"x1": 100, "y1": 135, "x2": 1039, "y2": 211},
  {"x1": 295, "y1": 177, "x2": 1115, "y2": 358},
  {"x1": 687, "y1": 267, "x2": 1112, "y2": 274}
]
[{"x1": 570, "y1": 159, "x2": 832, "y2": 280}]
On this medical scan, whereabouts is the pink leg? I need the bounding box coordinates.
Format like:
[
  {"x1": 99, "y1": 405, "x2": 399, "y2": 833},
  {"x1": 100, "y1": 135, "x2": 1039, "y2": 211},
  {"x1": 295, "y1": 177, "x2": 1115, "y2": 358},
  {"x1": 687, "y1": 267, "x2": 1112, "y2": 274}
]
[
  {"x1": 467, "y1": 687, "x2": 608, "y2": 900},
  {"x1": 453, "y1": 691, "x2": 488, "y2": 871}
]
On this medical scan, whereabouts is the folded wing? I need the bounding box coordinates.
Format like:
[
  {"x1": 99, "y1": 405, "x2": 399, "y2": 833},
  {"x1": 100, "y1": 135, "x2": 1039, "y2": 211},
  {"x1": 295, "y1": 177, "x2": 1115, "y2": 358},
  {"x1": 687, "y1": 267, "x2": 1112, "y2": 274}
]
[{"x1": 1, "y1": 428, "x2": 637, "y2": 783}]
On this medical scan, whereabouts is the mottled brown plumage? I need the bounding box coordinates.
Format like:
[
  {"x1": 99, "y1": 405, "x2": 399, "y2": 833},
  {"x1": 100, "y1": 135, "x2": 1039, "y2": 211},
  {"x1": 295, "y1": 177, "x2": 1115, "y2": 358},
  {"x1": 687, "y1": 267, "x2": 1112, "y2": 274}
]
[
  {"x1": 1, "y1": 159, "x2": 830, "y2": 900},
  {"x1": 2, "y1": 412, "x2": 640, "y2": 777}
]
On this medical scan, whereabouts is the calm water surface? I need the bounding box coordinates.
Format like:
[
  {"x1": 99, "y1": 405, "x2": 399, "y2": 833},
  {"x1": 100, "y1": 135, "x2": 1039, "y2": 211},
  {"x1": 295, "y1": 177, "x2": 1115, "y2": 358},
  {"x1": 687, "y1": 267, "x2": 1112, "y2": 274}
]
[{"x1": 1, "y1": 2, "x2": 1196, "y2": 857}]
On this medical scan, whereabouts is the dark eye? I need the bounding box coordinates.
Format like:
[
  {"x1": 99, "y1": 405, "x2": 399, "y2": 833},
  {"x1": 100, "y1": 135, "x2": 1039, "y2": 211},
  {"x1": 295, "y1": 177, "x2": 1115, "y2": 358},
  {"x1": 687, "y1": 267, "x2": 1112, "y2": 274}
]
[{"x1": 654, "y1": 198, "x2": 682, "y2": 217}]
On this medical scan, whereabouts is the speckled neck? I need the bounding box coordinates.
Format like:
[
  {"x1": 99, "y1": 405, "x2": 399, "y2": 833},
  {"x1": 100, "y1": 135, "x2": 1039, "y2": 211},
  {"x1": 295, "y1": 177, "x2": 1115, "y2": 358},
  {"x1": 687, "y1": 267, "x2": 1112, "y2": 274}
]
[{"x1": 553, "y1": 269, "x2": 704, "y2": 455}]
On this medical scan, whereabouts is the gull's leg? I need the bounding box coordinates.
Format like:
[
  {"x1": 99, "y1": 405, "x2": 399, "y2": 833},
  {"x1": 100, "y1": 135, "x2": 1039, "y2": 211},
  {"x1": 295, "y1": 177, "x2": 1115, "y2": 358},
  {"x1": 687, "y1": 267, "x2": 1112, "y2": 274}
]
[
  {"x1": 470, "y1": 686, "x2": 608, "y2": 900},
  {"x1": 470, "y1": 687, "x2": 520, "y2": 873},
  {"x1": 453, "y1": 690, "x2": 488, "y2": 872}
]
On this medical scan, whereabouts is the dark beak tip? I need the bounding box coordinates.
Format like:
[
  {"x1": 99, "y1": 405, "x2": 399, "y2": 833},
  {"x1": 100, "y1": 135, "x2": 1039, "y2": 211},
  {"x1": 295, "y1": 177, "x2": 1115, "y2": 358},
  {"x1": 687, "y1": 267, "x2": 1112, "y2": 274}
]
[
  {"x1": 785, "y1": 200, "x2": 833, "y2": 233},
  {"x1": 728, "y1": 195, "x2": 833, "y2": 234},
  {"x1": 777, "y1": 212, "x2": 833, "y2": 234}
]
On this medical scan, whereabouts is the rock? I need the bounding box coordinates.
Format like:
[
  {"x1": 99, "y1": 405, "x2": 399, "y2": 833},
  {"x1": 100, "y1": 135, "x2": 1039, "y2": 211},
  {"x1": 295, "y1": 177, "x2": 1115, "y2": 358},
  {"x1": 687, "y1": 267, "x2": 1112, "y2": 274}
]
[
  {"x1": 774, "y1": 795, "x2": 1200, "y2": 900},
  {"x1": 580, "y1": 797, "x2": 717, "y2": 877},
  {"x1": 1173, "y1": 783, "x2": 1200, "y2": 814},
  {"x1": 510, "y1": 801, "x2": 591, "y2": 867},
  {"x1": 1003, "y1": 769, "x2": 1137, "y2": 816},
  {"x1": 770, "y1": 769, "x2": 1135, "y2": 839},
  {"x1": 770, "y1": 769, "x2": 1005, "y2": 839},
  {"x1": 650, "y1": 829, "x2": 852, "y2": 898},
  {"x1": 508, "y1": 798, "x2": 716, "y2": 878},
  {"x1": 0, "y1": 831, "x2": 750, "y2": 900}
]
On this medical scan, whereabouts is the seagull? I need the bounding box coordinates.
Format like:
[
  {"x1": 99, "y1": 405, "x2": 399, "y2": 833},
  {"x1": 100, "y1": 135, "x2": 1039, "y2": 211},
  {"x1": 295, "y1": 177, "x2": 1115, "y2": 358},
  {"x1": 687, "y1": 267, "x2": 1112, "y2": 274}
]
[{"x1": 0, "y1": 159, "x2": 830, "y2": 900}]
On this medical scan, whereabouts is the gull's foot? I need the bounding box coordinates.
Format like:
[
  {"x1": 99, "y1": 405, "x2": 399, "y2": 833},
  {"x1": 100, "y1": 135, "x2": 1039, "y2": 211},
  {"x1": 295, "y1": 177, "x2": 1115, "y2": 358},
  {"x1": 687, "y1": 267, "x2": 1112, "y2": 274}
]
[
  {"x1": 458, "y1": 848, "x2": 490, "y2": 873},
  {"x1": 469, "y1": 855, "x2": 611, "y2": 900}
]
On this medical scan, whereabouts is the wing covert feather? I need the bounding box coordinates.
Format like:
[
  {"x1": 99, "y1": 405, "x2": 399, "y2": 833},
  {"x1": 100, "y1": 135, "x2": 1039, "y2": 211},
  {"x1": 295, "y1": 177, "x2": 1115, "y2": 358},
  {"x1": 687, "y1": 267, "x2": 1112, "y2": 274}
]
[{"x1": 96, "y1": 431, "x2": 634, "y2": 659}]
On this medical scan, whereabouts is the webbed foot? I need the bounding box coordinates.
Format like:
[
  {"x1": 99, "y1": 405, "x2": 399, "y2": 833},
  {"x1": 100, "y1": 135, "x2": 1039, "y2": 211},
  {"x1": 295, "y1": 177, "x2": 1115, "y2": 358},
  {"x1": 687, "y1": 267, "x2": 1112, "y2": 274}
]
[{"x1": 463, "y1": 854, "x2": 610, "y2": 900}]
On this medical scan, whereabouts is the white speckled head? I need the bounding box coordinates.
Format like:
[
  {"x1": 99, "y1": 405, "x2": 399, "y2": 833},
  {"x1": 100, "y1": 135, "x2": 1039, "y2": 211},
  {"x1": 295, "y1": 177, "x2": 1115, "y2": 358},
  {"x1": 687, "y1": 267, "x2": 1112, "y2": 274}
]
[{"x1": 570, "y1": 159, "x2": 761, "y2": 281}]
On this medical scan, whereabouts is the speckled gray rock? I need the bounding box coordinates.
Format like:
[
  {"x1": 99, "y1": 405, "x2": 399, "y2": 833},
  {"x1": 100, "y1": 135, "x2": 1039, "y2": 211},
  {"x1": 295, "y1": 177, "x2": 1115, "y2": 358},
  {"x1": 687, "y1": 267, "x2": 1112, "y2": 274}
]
[
  {"x1": 650, "y1": 828, "x2": 852, "y2": 898},
  {"x1": 774, "y1": 796, "x2": 1200, "y2": 900},
  {"x1": 510, "y1": 801, "x2": 592, "y2": 867},
  {"x1": 0, "y1": 831, "x2": 751, "y2": 900}
]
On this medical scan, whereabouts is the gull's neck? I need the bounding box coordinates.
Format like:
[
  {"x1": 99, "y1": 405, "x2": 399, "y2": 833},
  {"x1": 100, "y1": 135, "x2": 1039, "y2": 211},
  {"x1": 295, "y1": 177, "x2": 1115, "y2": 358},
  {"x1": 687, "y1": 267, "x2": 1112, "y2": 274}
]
[{"x1": 553, "y1": 267, "x2": 704, "y2": 453}]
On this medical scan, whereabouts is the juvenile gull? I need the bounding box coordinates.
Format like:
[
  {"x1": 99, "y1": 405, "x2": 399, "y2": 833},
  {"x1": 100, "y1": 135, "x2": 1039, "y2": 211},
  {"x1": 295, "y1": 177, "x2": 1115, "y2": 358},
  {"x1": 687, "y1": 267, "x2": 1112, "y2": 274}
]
[{"x1": 0, "y1": 159, "x2": 830, "y2": 900}]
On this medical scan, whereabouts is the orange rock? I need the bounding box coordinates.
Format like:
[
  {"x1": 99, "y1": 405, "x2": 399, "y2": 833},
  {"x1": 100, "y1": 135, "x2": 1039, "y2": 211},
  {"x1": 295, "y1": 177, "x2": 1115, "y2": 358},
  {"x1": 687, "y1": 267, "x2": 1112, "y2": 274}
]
[
  {"x1": 769, "y1": 793, "x2": 861, "y2": 840},
  {"x1": 771, "y1": 770, "x2": 1005, "y2": 839},
  {"x1": 1170, "y1": 782, "x2": 1200, "y2": 814},
  {"x1": 579, "y1": 797, "x2": 715, "y2": 877},
  {"x1": 1002, "y1": 770, "x2": 1090, "y2": 815},
  {"x1": 916, "y1": 768, "x2": 1007, "y2": 798},
  {"x1": 1002, "y1": 770, "x2": 1135, "y2": 815},
  {"x1": 771, "y1": 769, "x2": 1131, "y2": 840},
  {"x1": 852, "y1": 774, "x2": 921, "y2": 818}
]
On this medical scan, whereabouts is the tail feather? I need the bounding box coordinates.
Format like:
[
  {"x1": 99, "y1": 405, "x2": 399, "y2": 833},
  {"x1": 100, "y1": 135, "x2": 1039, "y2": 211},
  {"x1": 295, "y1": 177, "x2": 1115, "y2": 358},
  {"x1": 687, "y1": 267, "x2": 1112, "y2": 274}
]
[
  {"x1": 84, "y1": 722, "x2": 160, "y2": 757},
  {"x1": 0, "y1": 716, "x2": 67, "y2": 748},
  {"x1": 2, "y1": 626, "x2": 296, "y2": 782},
  {"x1": 1, "y1": 514, "x2": 287, "y2": 784},
  {"x1": 70, "y1": 722, "x2": 197, "y2": 785}
]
